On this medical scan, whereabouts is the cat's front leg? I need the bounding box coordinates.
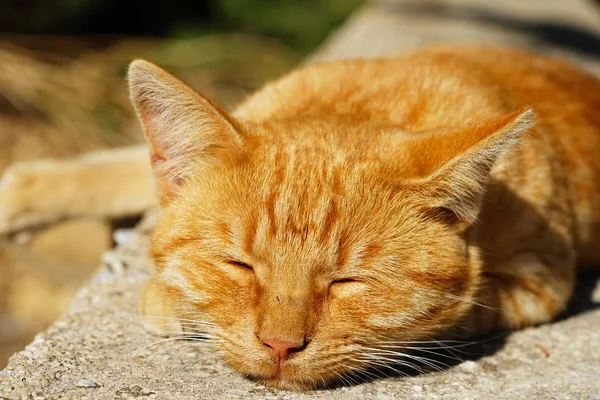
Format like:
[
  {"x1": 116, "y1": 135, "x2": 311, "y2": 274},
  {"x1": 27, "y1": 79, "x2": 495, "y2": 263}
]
[
  {"x1": 462, "y1": 251, "x2": 576, "y2": 335},
  {"x1": 0, "y1": 146, "x2": 154, "y2": 233}
]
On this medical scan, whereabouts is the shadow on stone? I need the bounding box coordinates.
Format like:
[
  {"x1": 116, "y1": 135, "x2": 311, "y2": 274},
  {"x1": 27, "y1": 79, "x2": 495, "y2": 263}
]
[
  {"x1": 563, "y1": 269, "x2": 600, "y2": 317},
  {"x1": 382, "y1": 1, "x2": 600, "y2": 59},
  {"x1": 317, "y1": 334, "x2": 507, "y2": 390}
]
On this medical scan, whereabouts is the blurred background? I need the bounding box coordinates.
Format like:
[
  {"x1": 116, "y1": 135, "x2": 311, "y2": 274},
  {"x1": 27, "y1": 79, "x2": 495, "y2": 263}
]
[{"x1": 0, "y1": 0, "x2": 363, "y2": 368}]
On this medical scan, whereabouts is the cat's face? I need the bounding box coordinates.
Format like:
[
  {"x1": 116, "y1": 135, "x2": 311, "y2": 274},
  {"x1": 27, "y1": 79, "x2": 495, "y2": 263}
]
[
  {"x1": 128, "y1": 60, "x2": 530, "y2": 389},
  {"x1": 151, "y1": 122, "x2": 477, "y2": 388}
]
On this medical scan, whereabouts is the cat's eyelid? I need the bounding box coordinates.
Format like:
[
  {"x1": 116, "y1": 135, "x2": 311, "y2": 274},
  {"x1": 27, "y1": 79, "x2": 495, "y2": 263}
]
[
  {"x1": 328, "y1": 277, "x2": 370, "y2": 298},
  {"x1": 331, "y1": 277, "x2": 363, "y2": 284},
  {"x1": 226, "y1": 259, "x2": 254, "y2": 270}
]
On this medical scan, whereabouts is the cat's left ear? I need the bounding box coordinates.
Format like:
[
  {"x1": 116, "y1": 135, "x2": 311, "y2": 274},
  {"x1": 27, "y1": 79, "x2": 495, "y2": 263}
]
[
  {"x1": 398, "y1": 107, "x2": 534, "y2": 226},
  {"x1": 128, "y1": 59, "x2": 243, "y2": 205}
]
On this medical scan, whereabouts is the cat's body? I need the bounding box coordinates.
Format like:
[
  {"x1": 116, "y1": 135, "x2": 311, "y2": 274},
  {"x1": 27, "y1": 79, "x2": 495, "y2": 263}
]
[{"x1": 128, "y1": 46, "x2": 600, "y2": 389}]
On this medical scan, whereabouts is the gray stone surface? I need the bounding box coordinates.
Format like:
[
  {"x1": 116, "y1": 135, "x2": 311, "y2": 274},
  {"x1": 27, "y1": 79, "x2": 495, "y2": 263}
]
[
  {"x1": 310, "y1": 0, "x2": 600, "y2": 74},
  {"x1": 2, "y1": 0, "x2": 600, "y2": 399}
]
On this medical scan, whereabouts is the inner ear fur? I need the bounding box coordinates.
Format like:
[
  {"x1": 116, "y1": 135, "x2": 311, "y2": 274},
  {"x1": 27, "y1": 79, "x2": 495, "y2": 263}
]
[
  {"x1": 400, "y1": 107, "x2": 534, "y2": 225},
  {"x1": 128, "y1": 59, "x2": 242, "y2": 205}
]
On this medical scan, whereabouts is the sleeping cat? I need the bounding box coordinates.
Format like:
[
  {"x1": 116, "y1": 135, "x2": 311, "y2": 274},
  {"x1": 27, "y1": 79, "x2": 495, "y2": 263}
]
[{"x1": 128, "y1": 45, "x2": 600, "y2": 390}]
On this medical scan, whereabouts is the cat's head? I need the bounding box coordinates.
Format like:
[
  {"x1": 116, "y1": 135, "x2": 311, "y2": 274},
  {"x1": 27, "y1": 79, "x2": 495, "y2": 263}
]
[{"x1": 128, "y1": 60, "x2": 532, "y2": 389}]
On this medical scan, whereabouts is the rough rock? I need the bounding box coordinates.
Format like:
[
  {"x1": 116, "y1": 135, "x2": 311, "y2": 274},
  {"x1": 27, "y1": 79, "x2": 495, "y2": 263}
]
[
  {"x1": 0, "y1": 218, "x2": 113, "y2": 369},
  {"x1": 0, "y1": 239, "x2": 92, "y2": 370},
  {"x1": 2, "y1": 0, "x2": 600, "y2": 399}
]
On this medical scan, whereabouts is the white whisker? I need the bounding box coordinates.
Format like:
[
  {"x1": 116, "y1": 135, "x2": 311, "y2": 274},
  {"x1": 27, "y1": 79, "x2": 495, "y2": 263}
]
[
  {"x1": 443, "y1": 293, "x2": 500, "y2": 312},
  {"x1": 364, "y1": 345, "x2": 464, "y2": 363},
  {"x1": 130, "y1": 335, "x2": 217, "y2": 356},
  {"x1": 137, "y1": 315, "x2": 217, "y2": 326}
]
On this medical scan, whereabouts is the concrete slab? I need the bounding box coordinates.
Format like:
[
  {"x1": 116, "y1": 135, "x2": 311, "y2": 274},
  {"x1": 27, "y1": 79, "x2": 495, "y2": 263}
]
[{"x1": 310, "y1": 0, "x2": 600, "y2": 74}]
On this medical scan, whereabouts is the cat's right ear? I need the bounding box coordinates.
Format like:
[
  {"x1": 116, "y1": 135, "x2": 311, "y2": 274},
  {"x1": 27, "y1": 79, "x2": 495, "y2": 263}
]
[{"x1": 128, "y1": 59, "x2": 242, "y2": 205}]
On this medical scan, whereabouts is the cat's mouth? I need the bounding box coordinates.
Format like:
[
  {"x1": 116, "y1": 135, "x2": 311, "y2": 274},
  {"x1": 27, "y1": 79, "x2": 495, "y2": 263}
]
[
  {"x1": 243, "y1": 364, "x2": 318, "y2": 390},
  {"x1": 271, "y1": 368, "x2": 293, "y2": 382},
  {"x1": 260, "y1": 366, "x2": 301, "y2": 388},
  {"x1": 255, "y1": 373, "x2": 316, "y2": 391}
]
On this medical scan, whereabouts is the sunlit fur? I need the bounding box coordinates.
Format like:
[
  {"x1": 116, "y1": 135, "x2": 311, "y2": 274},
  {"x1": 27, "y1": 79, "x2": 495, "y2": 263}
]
[{"x1": 129, "y1": 46, "x2": 600, "y2": 389}]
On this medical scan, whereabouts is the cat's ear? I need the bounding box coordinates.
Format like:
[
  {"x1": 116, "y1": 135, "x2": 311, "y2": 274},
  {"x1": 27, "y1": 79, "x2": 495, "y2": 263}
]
[
  {"x1": 128, "y1": 59, "x2": 242, "y2": 205},
  {"x1": 400, "y1": 108, "x2": 534, "y2": 226}
]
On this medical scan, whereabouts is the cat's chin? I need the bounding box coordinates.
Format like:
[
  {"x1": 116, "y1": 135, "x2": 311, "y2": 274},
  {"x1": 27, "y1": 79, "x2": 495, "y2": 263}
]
[{"x1": 246, "y1": 372, "x2": 323, "y2": 391}]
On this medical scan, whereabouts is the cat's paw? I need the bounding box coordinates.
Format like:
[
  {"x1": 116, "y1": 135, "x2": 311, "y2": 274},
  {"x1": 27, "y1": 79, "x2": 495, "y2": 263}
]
[
  {"x1": 0, "y1": 161, "x2": 49, "y2": 233},
  {"x1": 139, "y1": 279, "x2": 183, "y2": 336}
]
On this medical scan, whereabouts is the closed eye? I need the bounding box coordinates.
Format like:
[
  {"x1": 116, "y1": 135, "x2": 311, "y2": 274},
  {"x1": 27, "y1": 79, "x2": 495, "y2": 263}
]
[
  {"x1": 227, "y1": 260, "x2": 254, "y2": 271},
  {"x1": 329, "y1": 278, "x2": 368, "y2": 297},
  {"x1": 331, "y1": 278, "x2": 360, "y2": 285}
]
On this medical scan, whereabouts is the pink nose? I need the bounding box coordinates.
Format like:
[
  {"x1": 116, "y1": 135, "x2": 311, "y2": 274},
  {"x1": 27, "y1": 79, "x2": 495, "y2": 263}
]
[{"x1": 262, "y1": 339, "x2": 305, "y2": 365}]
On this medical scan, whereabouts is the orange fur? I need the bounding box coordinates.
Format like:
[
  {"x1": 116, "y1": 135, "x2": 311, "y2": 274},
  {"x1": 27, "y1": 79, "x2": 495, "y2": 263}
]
[{"x1": 128, "y1": 46, "x2": 600, "y2": 389}]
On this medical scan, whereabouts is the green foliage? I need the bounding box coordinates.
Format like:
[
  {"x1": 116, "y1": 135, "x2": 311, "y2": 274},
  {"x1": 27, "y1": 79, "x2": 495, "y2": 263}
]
[
  {"x1": 210, "y1": 0, "x2": 363, "y2": 51},
  {"x1": 0, "y1": 0, "x2": 363, "y2": 53}
]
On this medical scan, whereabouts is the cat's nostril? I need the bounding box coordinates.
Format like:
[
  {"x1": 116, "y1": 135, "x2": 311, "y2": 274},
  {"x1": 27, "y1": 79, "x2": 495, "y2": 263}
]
[{"x1": 261, "y1": 339, "x2": 306, "y2": 363}]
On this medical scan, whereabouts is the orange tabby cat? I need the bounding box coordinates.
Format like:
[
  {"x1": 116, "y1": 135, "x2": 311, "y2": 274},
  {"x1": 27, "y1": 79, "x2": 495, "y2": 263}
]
[{"x1": 128, "y1": 46, "x2": 600, "y2": 389}]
